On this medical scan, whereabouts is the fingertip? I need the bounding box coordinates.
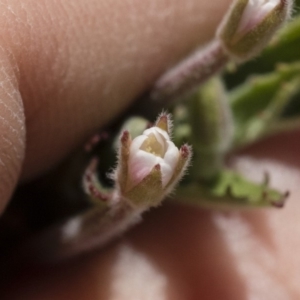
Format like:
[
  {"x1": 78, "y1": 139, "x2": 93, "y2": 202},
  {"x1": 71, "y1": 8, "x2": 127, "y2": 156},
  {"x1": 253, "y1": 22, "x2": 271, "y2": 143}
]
[
  {"x1": 2, "y1": 0, "x2": 231, "y2": 180},
  {"x1": 0, "y1": 49, "x2": 25, "y2": 214}
]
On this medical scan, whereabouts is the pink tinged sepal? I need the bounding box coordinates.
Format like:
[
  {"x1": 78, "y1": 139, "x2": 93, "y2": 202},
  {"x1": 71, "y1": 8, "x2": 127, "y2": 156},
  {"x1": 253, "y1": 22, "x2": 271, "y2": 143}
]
[
  {"x1": 83, "y1": 158, "x2": 111, "y2": 206},
  {"x1": 217, "y1": 0, "x2": 292, "y2": 61},
  {"x1": 164, "y1": 144, "x2": 192, "y2": 194},
  {"x1": 116, "y1": 112, "x2": 192, "y2": 208},
  {"x1": 155, "y1": 112, "x2": 172, "y2": 134},
  {"x1": 117, "y1": 130, "x2": 131, "y2": 193},
  {"x1": 124, "y1": 164, "x2": 164, "y2": 207}
]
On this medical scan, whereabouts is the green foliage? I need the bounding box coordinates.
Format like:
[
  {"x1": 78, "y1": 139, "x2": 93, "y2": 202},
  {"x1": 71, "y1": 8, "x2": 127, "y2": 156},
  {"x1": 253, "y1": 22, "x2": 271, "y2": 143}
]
[
  {"x1": 177, "y1": 170, "x2": 287, "y2": 208},
  {"x1": 176, "y1": 14, "x2": 300, "y2": 208}
]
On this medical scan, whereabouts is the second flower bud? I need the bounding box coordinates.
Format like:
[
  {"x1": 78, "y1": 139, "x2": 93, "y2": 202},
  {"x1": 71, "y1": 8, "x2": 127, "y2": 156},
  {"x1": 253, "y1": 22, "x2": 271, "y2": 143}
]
[{"x1": 217, "y1": 0, "x2": 292, "y2": 61}]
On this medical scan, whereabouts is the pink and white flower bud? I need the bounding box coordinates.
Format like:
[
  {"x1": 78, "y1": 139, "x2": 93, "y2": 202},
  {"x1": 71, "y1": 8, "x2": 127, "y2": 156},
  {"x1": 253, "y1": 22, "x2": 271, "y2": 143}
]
[
  {"x1": 217, "y1": 0, "x2": 292, "y2": 60},
  {"x1": 128, "y1": 127, "x2": 179, "y2": 188},
  {"x1": 116, "y1": 113, "x2": 191, "y2": 207}
]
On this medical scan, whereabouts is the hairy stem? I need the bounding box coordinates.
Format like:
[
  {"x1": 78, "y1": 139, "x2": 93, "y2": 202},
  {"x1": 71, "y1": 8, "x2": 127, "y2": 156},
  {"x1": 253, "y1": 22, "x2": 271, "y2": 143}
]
[
  {"x1": 134, "y1": 40, "x2": 229, "y2": 118},
  {"x1": 19, "y1": 203, "x2": 142, "y2": 263}
]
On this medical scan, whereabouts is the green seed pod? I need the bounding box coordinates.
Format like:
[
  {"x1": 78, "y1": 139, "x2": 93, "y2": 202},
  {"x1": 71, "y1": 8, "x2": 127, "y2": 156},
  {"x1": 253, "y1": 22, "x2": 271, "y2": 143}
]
[{"x1": 188, "y1": 77, "x2": 234, "y2": 181}]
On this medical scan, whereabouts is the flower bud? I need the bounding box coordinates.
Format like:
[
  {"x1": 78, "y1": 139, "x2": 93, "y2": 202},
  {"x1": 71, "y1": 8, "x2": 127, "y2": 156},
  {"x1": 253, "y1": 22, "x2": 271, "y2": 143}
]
[
  {"x1": 116, "y1": 113, "x2": 192, "y2": 207},
  {"x1": 217, "y1": 0, "x2": 292, "y2": 61}
]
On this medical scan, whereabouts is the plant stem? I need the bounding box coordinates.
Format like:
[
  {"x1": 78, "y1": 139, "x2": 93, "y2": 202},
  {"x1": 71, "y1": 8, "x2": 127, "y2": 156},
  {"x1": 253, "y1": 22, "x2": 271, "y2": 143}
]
[
  {"x1": 134, "y1": 40, "x2": 229, "y2": 118},
  {"x1": 19, "y1": 203, "x2": 142, "y2": 263}
]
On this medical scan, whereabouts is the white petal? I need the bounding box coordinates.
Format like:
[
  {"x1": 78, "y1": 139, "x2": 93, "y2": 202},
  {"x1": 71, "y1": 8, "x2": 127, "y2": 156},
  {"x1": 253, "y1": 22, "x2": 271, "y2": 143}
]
[
  {"x1": 238, "y1": 0, "x2": 279, "y2": 34},
  {"x1": 128, "y1": 150, "x2": 159, "y2": 186},
  {"x1": 157, "y1": 141, "x2": 179, "y2": 187},
  {"x1": 127, "y1": 125, "x2": 179, "y2": 188},
  {"x1": 159, "y1": 160, "x2": 173, "y2": 187},
  {"x1": 164, "y1": 141, "x2": 180, "y2": 171},
  {"x1": 143, "y1": 127, "x2": 170, "y2": 141},
  {"x1": 130, "y1": 135, "x2": 148, "y2": 154}
]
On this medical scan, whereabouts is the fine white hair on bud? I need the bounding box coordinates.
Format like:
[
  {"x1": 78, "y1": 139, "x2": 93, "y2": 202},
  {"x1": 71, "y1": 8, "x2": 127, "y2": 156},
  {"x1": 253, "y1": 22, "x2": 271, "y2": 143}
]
[
  {"x1": 116, "y1": 112, "x2": 192, "y2": 207},
  {"x1": 217, "y1": 0, "x2": 293, "y2": 61}
]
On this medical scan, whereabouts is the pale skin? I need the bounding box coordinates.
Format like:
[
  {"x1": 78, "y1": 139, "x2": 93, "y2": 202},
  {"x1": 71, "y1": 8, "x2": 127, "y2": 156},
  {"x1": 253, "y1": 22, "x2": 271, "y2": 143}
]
[{"x1": 1, "y1": 0, "x2": 300, "y2": 299}]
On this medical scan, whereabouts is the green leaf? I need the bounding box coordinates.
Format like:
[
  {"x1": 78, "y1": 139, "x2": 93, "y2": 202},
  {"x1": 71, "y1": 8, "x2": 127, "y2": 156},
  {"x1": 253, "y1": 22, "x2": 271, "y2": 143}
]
[
  {"x1": 176, "y1": 169, "x2": 288, "y2": 209},
  {"x1": 229, "y1": 63, "x2": 300, "y2": 147}
]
